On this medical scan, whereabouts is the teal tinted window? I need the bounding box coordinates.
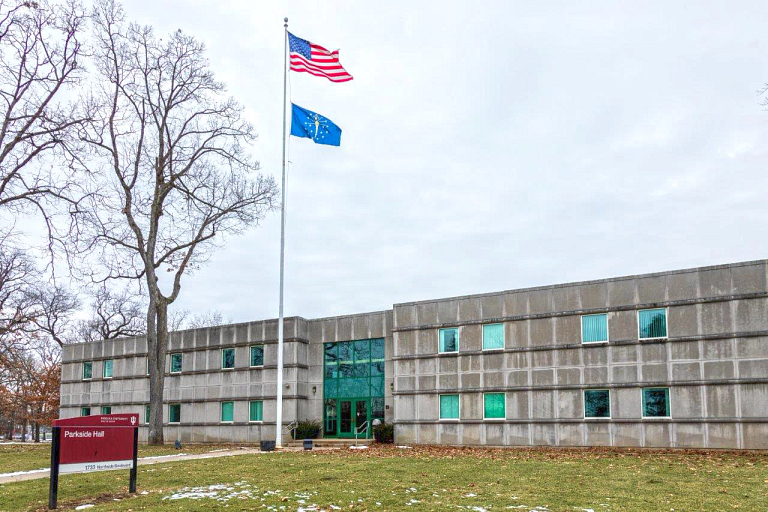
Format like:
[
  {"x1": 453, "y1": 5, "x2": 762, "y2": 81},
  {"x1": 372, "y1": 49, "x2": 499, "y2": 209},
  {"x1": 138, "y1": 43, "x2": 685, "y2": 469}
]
[
  {"x1": 83, "y1": 361, "x2": 92, "y2": 380},
  {"x1": 324, "y1": 343, "x2": 338, "y2": 379},
  {"x1": 145, "y1": 404, "x2": 150, "y2": 424},
  {"x1": 80, "y1": 407, "x2": 91, "y2": 416},
  {"x1": 643, "y1": 388, "x2": 670, "y2": 417},
  {"x1": 103, "y1": 360, "x2": 113, "y2": 378},
  {"x1": 250, "y1": 345, "x2": 264, "y2": 367},
  {"x1": 169, "y1": 403, "x2": 181, "y2": 423},
  {"x1": 371, "y1": 338, "x2": 385, "y2": 376},
  {"x1": 639, "y1": 309, "x2": 667, "y2": 339},
  {"x1": 222, "y1": 348, "x2": 235, "y2": 369},
  {"x1": 101, "y1": 406, "x2": 112, "y2": 415},
  {"x1": 582, "y1": 314, "x2": 608, "y2": 343},
  {"x1": 584, "y1": 390, "x2": 610, "y2": 418},
  {"x1": 439, "y1": 328, "x2": 459, "y2": 353},
  {"x1": 484, "y1": 392, "x2": 505, "y2": 419},
  {"x1": 440, "y1": 394, "x2": 460, "y2": 419},
  {"x1": 482, "y1": 324, "x2": 504, "y2": 350},
  {"x1": 221, "y1": 401, "x2": 234, "y2": 422},
  {"x1": 249, "y1": 401, "x2": 263, "y2": 422},
  {"x1": 371, "y1": 397, "x2": 385, "y2": 422},
  {"x1": 170, "y1": 353, "x2": 182, "y2": 373},
  {"x1": 337, "y1": 343, "x2": 353, "y2": 377}
]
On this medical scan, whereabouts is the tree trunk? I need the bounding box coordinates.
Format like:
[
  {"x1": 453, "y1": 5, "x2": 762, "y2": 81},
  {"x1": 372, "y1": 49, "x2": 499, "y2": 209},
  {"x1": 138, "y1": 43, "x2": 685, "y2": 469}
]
[
  {"x1": 147, "y1": 298, "x2": 169, "y2": 445},
  {"x1": 22, "y1": 418, "x2": 28, "y2": 442},
  {"x1": 34, "y1": 422, "x2": 40, "y2": 442}
]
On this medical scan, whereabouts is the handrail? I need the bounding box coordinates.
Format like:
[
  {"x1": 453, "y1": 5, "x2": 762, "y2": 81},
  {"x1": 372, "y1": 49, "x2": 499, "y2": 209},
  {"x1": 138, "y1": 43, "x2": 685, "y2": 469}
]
[
  {"x1": 285, "y1": 420, "x2": 298, "y2": 440},
  {"x1": 354, "y1": 420, "x2": 369, "y2": 446}
]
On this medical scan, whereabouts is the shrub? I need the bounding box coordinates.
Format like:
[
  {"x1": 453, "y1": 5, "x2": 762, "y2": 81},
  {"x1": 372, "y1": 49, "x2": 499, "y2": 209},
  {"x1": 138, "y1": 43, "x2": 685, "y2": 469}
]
[
  {"x1": 373, "y1": 422, "x2": 394, "y2": 444},
  {"x1": 293, "y1": 420, "x2": 321, "y2": 440}
]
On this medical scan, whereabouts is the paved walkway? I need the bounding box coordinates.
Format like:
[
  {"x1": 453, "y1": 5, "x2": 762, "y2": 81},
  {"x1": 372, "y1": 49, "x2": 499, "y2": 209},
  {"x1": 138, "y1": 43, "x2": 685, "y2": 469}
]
[{"x1": 0, "y1": 448, "x2": 267, "y2": 485}]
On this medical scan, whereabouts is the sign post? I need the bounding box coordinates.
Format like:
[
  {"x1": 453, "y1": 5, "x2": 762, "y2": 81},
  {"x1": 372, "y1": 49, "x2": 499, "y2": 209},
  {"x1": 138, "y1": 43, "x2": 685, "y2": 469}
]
[{"x1": 48, "y1": 414, "x2": 139, "y2": 509}]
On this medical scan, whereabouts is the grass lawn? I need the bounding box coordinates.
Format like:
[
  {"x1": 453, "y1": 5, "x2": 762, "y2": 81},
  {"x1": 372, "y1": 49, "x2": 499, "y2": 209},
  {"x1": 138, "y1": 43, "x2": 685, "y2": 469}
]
[
  {"x1": 1, "y1": 445, "x2": 767, "y2": 511},
  {"x1": 0, "y1": 442, "x2": 240, "y2": 474}
]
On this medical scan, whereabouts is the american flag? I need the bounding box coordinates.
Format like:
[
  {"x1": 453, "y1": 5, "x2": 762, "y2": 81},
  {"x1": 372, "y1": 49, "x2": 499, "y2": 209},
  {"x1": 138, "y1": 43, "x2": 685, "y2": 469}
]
[{"x1": 288, "y1": 32, "x2": 353, "y2": 83}]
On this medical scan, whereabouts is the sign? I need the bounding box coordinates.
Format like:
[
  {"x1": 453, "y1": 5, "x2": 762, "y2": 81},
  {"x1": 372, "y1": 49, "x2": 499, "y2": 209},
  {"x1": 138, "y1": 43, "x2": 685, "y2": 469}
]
[{"x1": 48, "y1": 414, "x2": 139, "y2": 509}]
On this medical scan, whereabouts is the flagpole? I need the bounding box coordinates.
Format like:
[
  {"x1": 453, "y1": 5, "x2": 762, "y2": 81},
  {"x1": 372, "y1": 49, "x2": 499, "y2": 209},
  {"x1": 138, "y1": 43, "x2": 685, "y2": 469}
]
[{"x1": 275, "y1": 16, "x2": 288, "y2": 449}]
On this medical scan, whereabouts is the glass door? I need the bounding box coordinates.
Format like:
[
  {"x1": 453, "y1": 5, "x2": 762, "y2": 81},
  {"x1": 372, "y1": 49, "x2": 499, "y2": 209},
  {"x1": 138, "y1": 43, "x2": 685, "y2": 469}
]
[
  {"x1": 354, "y1": 400, "x2": 369, "y2": 438},
  {"x1": 339, "y1": 400, "x2": 353, "y2": 436}
]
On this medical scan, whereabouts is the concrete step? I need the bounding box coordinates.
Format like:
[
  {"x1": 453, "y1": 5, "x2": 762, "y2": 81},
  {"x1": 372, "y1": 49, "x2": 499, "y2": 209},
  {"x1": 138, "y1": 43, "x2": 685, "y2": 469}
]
[{"x1": 284, "y1": 438, "x2": 374, "y2": 448}]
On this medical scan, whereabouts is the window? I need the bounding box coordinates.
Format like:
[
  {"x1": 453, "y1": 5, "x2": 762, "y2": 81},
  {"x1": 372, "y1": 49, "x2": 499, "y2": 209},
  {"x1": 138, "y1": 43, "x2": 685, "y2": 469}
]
[
  {"x1": 221, "y1": 401, "x2": 234, "y2": 422},
  {"x1": 80, "y1": 407, "x2": 91, "y2": 416},
  {"x1": 582, "y1": 314, "x2": 608, "y2": 343},
  {"x1": 249, "y1": 401, "x2": 263, "y2": 422},
  {"x1": 439, "y1": 394, "x2": 460, "y2": 420},
  {"x1": 169, "y1": 403, "x2": 181, "y2": 423},
  {"x1": 642, "y1": 388, "x2": 670, "y2": 417},
  {"x1": 103, "y1": 359, "x2": 113, "y2": 378},
  {"x1": 145, "y1": 404, "x2": 151, "y2": 424},
  {"x1": 250, "y1": 345, "x2": 264, "y2": 367},
  {"x1": 222, "y1": 348, "x2": 235, "y2": 369},
  {"x1": 101, "y1": 406, "x2": 112, "y2": 415},
  {"x1": 584, "y1": 390, "x2": 610, "y2": 418},
  {"x1": 482, "y1": 323, "x2": 505, "y2": 350},
  {"x1": 638, "y1": 308, "x2": 667, "y2": 339},
  {"x1": 483, "y1": 392, "x2": 505, "y2": 420},
  {"x1": 170, "y1": 353, "x2": 182, "y2": 373},
  {"x1": 439, "y1": 328, "x2": 459, "y2": 353},
  {"x1": 82, "y1": 361, "x2": 93, "y2": 380}
]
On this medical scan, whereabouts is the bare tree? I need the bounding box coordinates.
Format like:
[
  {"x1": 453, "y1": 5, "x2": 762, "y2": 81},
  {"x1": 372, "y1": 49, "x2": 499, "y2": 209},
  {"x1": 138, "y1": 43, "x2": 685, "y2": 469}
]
[
  {"x1": 76, "y1": 285, "x2": 145, "y2": 343},
  {"x1": 0, "y1": 0, "x2": 87, "y2": 242},
  {"x1": 76, "y1": 0, "x2": 278, "y2": 444},
  {"x1": 186, "y1": 309, "x2": 228, "y2": 329}
]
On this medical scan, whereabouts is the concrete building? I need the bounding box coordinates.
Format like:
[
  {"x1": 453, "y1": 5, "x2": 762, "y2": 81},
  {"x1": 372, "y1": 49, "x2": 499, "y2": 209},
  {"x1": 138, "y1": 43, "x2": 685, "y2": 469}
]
[{"x1": 59, "y1": 260, "x2": 768, "y2": 449}]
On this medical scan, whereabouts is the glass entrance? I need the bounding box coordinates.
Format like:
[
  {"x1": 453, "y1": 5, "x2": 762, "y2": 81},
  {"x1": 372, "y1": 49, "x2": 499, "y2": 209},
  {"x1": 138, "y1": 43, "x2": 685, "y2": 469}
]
[{"x1": 323, "y1": 338, "x2": 385, "y2": 439}]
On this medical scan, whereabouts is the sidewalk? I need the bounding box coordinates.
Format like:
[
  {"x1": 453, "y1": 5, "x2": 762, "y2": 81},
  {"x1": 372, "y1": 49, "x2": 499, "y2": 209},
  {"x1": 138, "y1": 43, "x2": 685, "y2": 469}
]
[{"x1": 0, "y1": 448, "x2": 263, "y2": 485}]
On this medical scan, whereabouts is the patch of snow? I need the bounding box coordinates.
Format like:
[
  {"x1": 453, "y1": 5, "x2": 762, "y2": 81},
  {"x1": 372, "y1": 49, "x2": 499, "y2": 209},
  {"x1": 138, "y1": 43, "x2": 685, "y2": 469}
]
[
  {"x1": 0, "y1": 468, "x2": 48, "y2": 478},
  {"x1": 75, "y1": 505, "x2": 94, "y2": 510},
  {"x1": 463, "y1": 493, "x2": 478, "y2": 498},
  {"x1": 349, "y1": 445, "x2": 368, "y2": 450},
  {"x1": 396, "y1": 445, "x2": 412, "y2": 449},
  {"x1": 140, "y1": 453, "x2": 188, "y2": 461}
]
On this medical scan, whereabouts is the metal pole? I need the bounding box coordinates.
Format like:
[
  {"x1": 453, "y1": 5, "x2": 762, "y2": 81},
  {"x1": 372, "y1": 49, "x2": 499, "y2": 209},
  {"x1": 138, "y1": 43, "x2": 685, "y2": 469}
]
[
  {"x1": 129, "y1": 426, "x2": 138, "y2": 493},
  {"x1": 48, "y1": 427, "x2": 60, "y2": 509},
  {"x1": 275, "y1": 16, "x2": 288, "y2": 449}
]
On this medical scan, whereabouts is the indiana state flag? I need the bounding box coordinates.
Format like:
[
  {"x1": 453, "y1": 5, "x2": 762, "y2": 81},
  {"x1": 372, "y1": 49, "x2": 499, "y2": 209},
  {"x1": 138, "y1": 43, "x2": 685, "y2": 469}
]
[{"x1": 290, "y1": 103, "x2": 341, "y2": 146}]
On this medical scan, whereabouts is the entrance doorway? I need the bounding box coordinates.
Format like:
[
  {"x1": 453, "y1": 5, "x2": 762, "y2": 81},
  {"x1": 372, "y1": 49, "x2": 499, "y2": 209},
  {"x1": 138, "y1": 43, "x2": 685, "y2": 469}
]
[{"x1": 337, "y1": 399, "x2": 369, "y2": 438}]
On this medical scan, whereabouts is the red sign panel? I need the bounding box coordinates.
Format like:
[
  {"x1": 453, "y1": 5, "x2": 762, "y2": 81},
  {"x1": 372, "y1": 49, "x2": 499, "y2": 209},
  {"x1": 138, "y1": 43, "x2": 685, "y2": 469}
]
[{"x1": 52, "y1": 414, "x2": 138, "y2": 474}]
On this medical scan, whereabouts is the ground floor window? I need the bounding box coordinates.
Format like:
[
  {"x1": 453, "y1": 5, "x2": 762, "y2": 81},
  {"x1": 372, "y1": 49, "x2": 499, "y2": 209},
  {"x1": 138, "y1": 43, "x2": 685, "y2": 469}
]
[
  {"x1": 101, "y1": 406, "x2": 112, "y2": 415},
  {"x1": 169, "y1": 403, "x2": 181, "y2": 423},
  {"x1": 221, "y1": 401, "x2": 234, "y2": 422},
  {"x1": 439, "y1": 394, "x2": 460, "y2": 419},
  {"x1": 483, "y1": 392, "x2": 505, "y2": 419},
  {"x1": 145, "y1": 404, "x2": 150, "y2": 424},
  {"x1": 642, "y1": 388, "x2": 670, "y2": 417},
  {"x1": 584, "y1": 389, "x2": 610, "y2": 418},
  {"x1": 249, "y1": 401, "x2": 263, "y2": 422},
  {"x1": 80, "y1": 407, "x2": 91, "y2": 416}
]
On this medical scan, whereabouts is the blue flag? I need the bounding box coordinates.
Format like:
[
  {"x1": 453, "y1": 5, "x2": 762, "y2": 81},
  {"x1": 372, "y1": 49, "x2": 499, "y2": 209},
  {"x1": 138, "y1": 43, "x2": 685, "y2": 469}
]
[{"x1": 290, "y1": 103, "x2": 341, "y2": 146}]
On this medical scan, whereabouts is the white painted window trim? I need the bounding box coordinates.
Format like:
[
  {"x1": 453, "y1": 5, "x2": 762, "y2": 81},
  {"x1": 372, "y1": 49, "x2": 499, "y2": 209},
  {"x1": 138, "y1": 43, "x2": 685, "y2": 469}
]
[
  {"x1": 641, "y1": 387, "x2": 672, "y2": 418},
  {"x1": 438, "y1": 327, "x2": 460, "y2": 354},
  {"x1": 103, "y1": 360, "x2": 113, "y2": 379},
  {"x1": 438, "y1": 393, "x2": 461, "y2": 421},
  {"x1": 249, "y1": 400, "x2": 264, "y2": 423},
  {"x1": 221, "y1": 348, "x2": 236, "y2": 370},
  {"x1": 249, "y1": 345, "x2": 265, "y2": 368},
  {"x1": 220, "y1": 401, "x2": 235, "y2": 424},
  {"x1": 168, "y1": 403, "x2": 181, "y2": 424},
  {"x1": 482, "y1": 323, "x2": 505, "y2": 351},
  {"x1": 583, "y1": 389, "x2": 611, "y2": 419},
  {"x1": 82, "y1": 361, "x2": 93, "y2": 380},
  {"x1": 637, "y1": 307, "x2": 669, "y2": 341},
  {"x1": 580, "y1": 313, "x2": 609, "y2": 344},
  {"x1": 170, "y1": 353, "x2": 182, "y2": 374},
  {"x1": 482, "y1": 392, "x2": 506, "y2": 421}
]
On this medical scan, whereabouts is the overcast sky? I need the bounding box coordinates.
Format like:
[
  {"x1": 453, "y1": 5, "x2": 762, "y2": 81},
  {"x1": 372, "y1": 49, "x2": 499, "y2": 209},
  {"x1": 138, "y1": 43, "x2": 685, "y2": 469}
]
[{"x1": 118, "y1": 0, "x2": 768, "y2": 322}]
